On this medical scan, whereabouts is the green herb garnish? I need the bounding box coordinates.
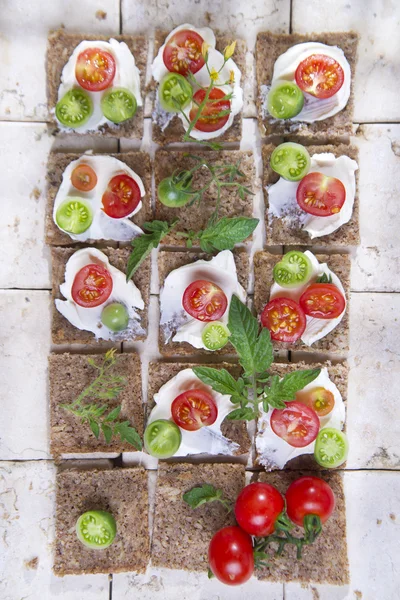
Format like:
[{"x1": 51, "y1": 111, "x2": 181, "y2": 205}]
[{"x1": 183, "y1": 484, "x2": 231, "y2": 512}]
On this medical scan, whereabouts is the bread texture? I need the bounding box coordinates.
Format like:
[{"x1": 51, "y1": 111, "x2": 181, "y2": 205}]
[
  {"x1": 151, "y1": 463, "x2": 245, "y2": 570},
  {"x1": 54, "y1": 467, "x2": 149, "y2": 575},
  {"x1": 255, "y1": 32, "x2": 358, "y2": 144},
  {"x1": 51, "y1": 247, "x2": 150, "y2": 345},
  {"x1": 46, "y1": 152, "x2": 153, "y2": 246},
  {"x1": 253, "y1": 251, "x2": 350, "y2": 355},
  {"x1": 263, "y1": 144, "x2": 360, "y2": 246},
  {"x1": 47, "y1": 30, "x2": 148, "y2": 138},
  {"x1": 49, "y1": 352, "x2": 143, "y2": 456},
  {"x1": 147, "y1": 361, "x2": 250, "y2": 455}
]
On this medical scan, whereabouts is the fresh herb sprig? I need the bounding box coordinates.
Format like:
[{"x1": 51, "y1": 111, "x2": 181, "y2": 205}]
[
  {"x1": 61, "y1": 349, "x2": 142, "y2": 450},
  {"x1": 183, "y1": 484, "x2": 232, "y2": 512},
  {"x1": 253, "y1": 513, "x2": 323, "y2": 560}
]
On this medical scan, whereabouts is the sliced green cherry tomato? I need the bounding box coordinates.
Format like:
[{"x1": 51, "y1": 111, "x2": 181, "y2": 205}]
[
  {"x1": 267, "y1": 81, "x2": 304, "y2": 120},
  {"x1": 144, "y1": 419, "x2": 182, "y2": 459},
  {"x1": 314, "y1": 427, "x2": 349, "y2": 468},
  {"x1": 202, "y1": 321, "x2": 230, "y2": 351},
  {"x1": 76, "y1": 510, "x2": 116, "y2": 549},
  {"x1": 270, "y1": 142, "x2": 311, "y2": 182},
  {"x1": 159, "y1": 73, "x2": 192, "y2": 113},
  {"x1": 273, "y1": 251, "x2": 313, "y2": 288},
  {"x1": 101, "y1": 303, "x2": 129, "y2": 332},
  {"x1": 56, "y1": 88, "x2": 93, "y2": 128},
  {"x1": 158, "y1": 171, "x2": 194, "y2": 207},
  {"x1": 55, "y1": 198, "x2": 93, "y2": 234},
  {"x1": 101, "y1": 87, "x2": 137, "y2": 123}
]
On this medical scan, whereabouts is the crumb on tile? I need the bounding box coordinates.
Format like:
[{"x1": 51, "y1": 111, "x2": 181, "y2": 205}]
[
  {"x1": 96, "y1": 9, "x2": 107, "y2": 20},
  {"x1": 354, "y1": 591, "x2": 362, "y2": 599},
  {"x1": 376, "y1": 518, "x2": 382, "y2": 525},
  {"x1": 311, "y1": 587, "x2": 320, "y2": 600},
  {"x1": 30, "y1": 187, "x2": 41, "y2": 201},
  {"x1": 390, "y1": 513, "x2": 396, "y2": 521},
  {"x1": 24, "y1": 557, "x2": 39, "y2": 570},
  {"x1": 5, "y1": 107, "x2": 10, "y2": 114}
]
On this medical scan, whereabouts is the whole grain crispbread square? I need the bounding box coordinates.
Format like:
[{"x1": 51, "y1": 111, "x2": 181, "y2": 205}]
[
  {"x1": 45, "y1": 151, "x2": 153, "y2": 246},
  {"x1": 253, "y1": 251, "x2": 351, "y2": 355},
  {"x1": 254, "y1": 470, "x2": 349, "y2": 584},
  {"x1": 262, "y1": 144, "x2": 360, "y2": 246},
  {"x1": 49, "y1": 352, "x2": 143, "y2": 456},
  {"x1": 51, "y1": 247, "x2": 150, "y2": 345},
  {"x1": 47, "y1": 30, "x2": 148, "y2": 138},
  {"x1": 151, "y1": 463, "x2": 245, "y2": 571},
  {"x1": 147, "y1": 361, "x2": 250, "y2": 455},
  {"x1": 255, "y1": 32, "x2": 358, "y2": 144},
  {"x1": 54, "y1": 466, "x2": 149, "y2": 575}
]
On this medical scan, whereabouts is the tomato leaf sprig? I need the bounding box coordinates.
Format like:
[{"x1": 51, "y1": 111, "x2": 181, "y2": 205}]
[
  {"x1": 183, "y1": 484, "x2": 232, "y2": 512},
  {"x1": 126, "y1": 220, "x2": 177, "y2": 281},
  {"x1": 253, "y1": 513, "x2": 322, "y2": 560},
  {"x1": 60, "y1": 349, "x2": 142, "y2": 450}
]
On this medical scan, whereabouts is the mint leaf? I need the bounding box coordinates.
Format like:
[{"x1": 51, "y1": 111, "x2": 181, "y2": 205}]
[
  {"x1": 183, "y1": 484, "x2": 230, "y2": 510},
  {"x1": 228, "y1": 295, "x2": 259, "y2": 376},
  {"x1": 198, "y1": 217, "x2": 259, "y2": 252},
  {"x1": 192, "y1": 367, "x2": 243, "y2": 397},
  {"x1": 126, "y1": 220, "x2": 176, "y2": 280},
  {"x1": 226, "y1": 407, "x2": 257, "y2": 421}
]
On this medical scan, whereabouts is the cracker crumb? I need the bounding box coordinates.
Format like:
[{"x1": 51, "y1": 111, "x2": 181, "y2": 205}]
[
  {"x1": 24, "y1": 557, "x2": 39, "y2": 570},
  {"x1": 376, "y1": 518, "x2": 382, "y2": 525},
  {"x1": 96, "y1": 10, "x2": 107, "y2": 20},
  {"x1": 5, "y1": 107, "x2": 10, "y2": 115},
  {"x1": 390, "y1": 513, "x2": 396, "y2": 521},
  {"x1": 311, "y1": 586, "x2": 320, "y2": 600},
  {"x1": 354, "y1": 591, "x2": 362, "y2": 599},
  {"x1": 30, "y1": 187, "x2": 41, "y2": 201}
]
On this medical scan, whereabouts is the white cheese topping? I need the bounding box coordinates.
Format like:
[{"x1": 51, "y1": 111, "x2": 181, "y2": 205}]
[
  {"x1": 270, "y1": 251, "x2": 346, "y2": 346},
  {"x1": 270, "y1": 42, "x2": 351, "y2": 122},
  {"x1": 159, "y1": 250, "x2": 246, "y2": 350},
  {"x1": 55, "y1": 248, "x2": 144, "y2": 341},
  {"x1": 53, "y1": 154, "x2": 145, "y2": 242},
  {"x1": 268, "y1": 152, "x2": 358, "y2": 239},
  {"x1": 147, "y1": 368, "x2": 240, "y2": 456},
  {"x1": 256, "y1": 367, "x2": 345, "y2": 469},
  {"x1": 151, "y1": 24, "x2": 243, "y2": 140},
  {"x1": 57, "y1": 39, "x2": 142, "y2": 133}
]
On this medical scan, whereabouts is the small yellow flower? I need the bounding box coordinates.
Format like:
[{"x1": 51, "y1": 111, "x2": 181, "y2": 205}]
[
  {"x1": 223, "y1": 41, "x2": 236, "y2": 60},
  {"x1": 210, "y1": 67, "x2": 219, "y2": 82},
  {"x1": 201, "y1": 41, "x2": 210, "y2": 59},
  {"x1": 229, "y1": 70, "x2": 235, "y2": 84}
]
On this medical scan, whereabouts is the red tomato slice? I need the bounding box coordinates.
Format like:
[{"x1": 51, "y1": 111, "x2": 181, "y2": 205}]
[
  {"x1": 163, "y1": 29, "x2": 205, "y2": 76},
  {"x1": 261, "y1": 297, "x2": 306, "y2": 343},
  {"x1": 300, "y1": 283, "x2": 345, "y2": 319},
  {"x1": 182, "y1": 280, "x2": 228, "y2": 322},
  {"x1": 171, "y1": 389, "x2": 218, "y2": 431},
  {"x1": 296, "y1": 172, "x2": 346, "y2": 217},
  {"x1": 189, "y1": 88, "x2": 231, "y2": 133},
  {"x1": 270, "y1": 401, "x2": 320, "y2": 448},
  {"x1": 295, "y1": 53, "x2": 344, "y2": 99},
  {"x1": 296, "y1": 387, "x2": 335, "y2": 417},
  {"x1": 71, "y1": 264, "x2": 113, "y2": 308},
  {"x1": 71, "y1": 164, "x2": 98, "y2": 192},
  {"x1": 75, "y1": 48, "x2": 116, "y2": 92},
  {"x1": 102, "y1": 174, "x2": 141, "y2": 219}
]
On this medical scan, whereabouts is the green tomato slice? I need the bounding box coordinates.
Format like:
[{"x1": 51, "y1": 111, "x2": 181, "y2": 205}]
[
  {"x1": 202, "y1": 321, "x2": 230, "y2": 351},
  {"x1": 101, "y1": 303, "x2": 129, "y2": 332},
  {"x1": 273, "y1": 251, "x2": 313, "y2": 288},
  {"x1": 55, "y1": 197, "x2": 93, "y2": 234},
  {"x1": 159, "y1": 73, "x2": 193, "y2": 113},
  {"x1": 314, "y1": 427, "x2": 349, "y2": 468},
  {"x1": 101, "y1": 87, "x2": 137, "y2": 123},
  {"x1": 144, "y1": 419, "x2": 181, "y2": 459},
  {"x1": 270, "y1": 142, "x2": 311, "y2": 182},
  {"x1": 267, "y1": 81, "x2": 304, "y2": 120},
  {"x1": 76, "y1": 510, "x2": 116, "y2": 549},
  {"x1": 56, "y1": 89, "x2": 93, "y2": 128}
]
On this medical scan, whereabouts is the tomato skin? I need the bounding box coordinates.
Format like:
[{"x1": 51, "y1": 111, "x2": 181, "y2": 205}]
[
  {"x1": 71, "y1": 264, "x2": 113, "y2": 308},
  {"x1": 171, "y1": 389, "x2": 218, "y2": 431},
  {"x1": 102, "y1": 174, "x2": 141, "y2": 219},
  {"x1": 296, "y1": 387, "x2": 335, "y2": 417},
  {"x1": 299, "y1": 283, "x2": 345, "y2": 319},
  {"x1": 295, "y1": 54, "x2": 344, "y2": 99},
  {"x1": 285, "y1": 476, "x2": 335, "y2": 527},
  {"x1": 182, "y1": 280, "x2": 228, "y2": 322},
  {"x1": 234, "y1": 482, "x2": 284, "y2": 537},
  {"x1": 189, "y1": 88, "x2": 230, "y2": 133},
  {"x1": 71, "y1": 164, "x2": 98, "y2": 191},
  {"x1": 163, "y1": 29, "x2": 205, "y2": 76},
  {"x1": 296, "y1": 172, "x2": 346, "y2": 217},
  {"x1": 270, "y1": 401, "x2": 320, "y2": 448},
  {"x1": 75, "y1": 48, "x2": 116, "y2": 92},
  {"x1": 261, "y1": 297, "x2": 306, "y2": 343},
  {"x1": 208, "y1": 526, "x2": 254, "y2": 586}
]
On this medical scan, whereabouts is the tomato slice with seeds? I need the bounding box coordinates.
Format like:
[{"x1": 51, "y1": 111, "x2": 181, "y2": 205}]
[
  {"x1": 171, "y1": 389, "x2": 218, "y2": 431},
  {"x1": 71, "y1": 264, "x2": 113, "y2": 308},
  {"x1": 71, "y1": 163, "x2": 98, "y2": 192},
  {"x1": 270, "y1": 401, "x2": 320, "y2": 448},
  {"x1": 295, "y1": 54, "x2": 344, "y2": 99},
  {"x1": 102, "y1": 174, "x2": 141, "y2": 219},
  {"x1": 296, "y1": 172, "x2": 346, "y2": 217},
  {"x1": 189, "y1": 88, "x2": 231, "y2": 133},
  {"x1": 75, "y1": 47, "x2": 116, "y2": 92},
  {"x1": 163, "y1": 29, "x2": 205, "y2": 76},
  {"x1": 300, "y1": 283, "x2": 345, "y2": 320},
  {"x1": 182, "y1": 280, "x2": 228, "y2": 322},
  {"x1": 261, "y1": 297, "x2": 306, "y2": 343},
  {"x1": 296, "y1": 386, "x2": 335, "y2": 417}
]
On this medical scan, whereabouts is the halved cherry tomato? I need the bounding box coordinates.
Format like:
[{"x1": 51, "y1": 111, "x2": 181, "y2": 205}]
[
  {"x1": 295, "y1": 54, "x2": 344, "y2": 99},
  {"x1": 296, "y1": 387, "x2": 335, "y2": 417},
  {"x1": 171, "y1": 389, "x2": 218, "y2": 431},
  {"x1": 163, "y1": 29, "x2": 205, "y2": 76},
  {"x1": 285, "y1": 476, "x2": 335, "y2": 527},
  {"x1": 102, "y1": 174, "x2": 141, "y2": 219},
  {"x1": 71, "y1": 264, "x2": 113, "y2": 308},
  {"x1": 296, "y1": 172, "x2": 346, "y2": 217},
  {"x1": 261, "y1": 297, "x2": 306, "y2": 343},
  {"x1": 71, "y1": 163, "x2": 98, "y2": 192},
  {"x1": 234, "y1": 482, "x2": 284, "y2": 537},
  {"x1": 300, "y1": 283, "x2": 345, "y2": 319},
  {"x1": 270, "y1": 401, "x2": 320, "y2": 448},
  {"x1": 75, "y1": 47, "x2": 116, "y2": 92},
  {"x1": 209, "y1": 526, "x2": 254, "y2": 586},
  {"x1": 182, "y1": 280, "x2": 228, "y2": 322},
  {"x1": 189, "y1": 88, "x2": 231, "y2": 133}
]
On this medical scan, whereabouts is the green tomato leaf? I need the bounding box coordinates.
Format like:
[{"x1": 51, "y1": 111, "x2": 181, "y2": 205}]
[
  {"x1": 89, "y1": 418, "x2": 100, "y2": 439},
  {"x1": 226, "y1": 407, "x2": 257, "y2": 421},
  {"x1": 101, "y1": 423, "x2": 113, "y2": 444},
  {"x1": 143, "y1": 220, "x2": 171, "y2": 233},
  {"x1": 264, "y1": 369, "x2": 321, "y2": 409},
  {"x1": 104, "y1": 406, "x2": 122, "y2": 422},
  {"x1": 183, "y1": 484, "x2": 223, "y2": 509},
  {"x1": 192, "y1": 367, "x2": 242, "y2": 396},
  {"x1": 115, "y1": 422, "x2": 143, "y2": 450},
  {"x1": 199, "y1": 217, "x2": 259, "y2": 252},
  {"x1": 254, "y1": 327, "x2": 274, "y2": 374},
  {"x1": 228, "y1": 295, "x2": 259, "y2": 376},
  {"x1": 126, "y1": 221, "x2": 177, "y2": 280}
]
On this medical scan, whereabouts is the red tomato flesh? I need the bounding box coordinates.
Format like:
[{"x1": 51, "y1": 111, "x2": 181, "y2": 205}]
[
  {"x1": 295, "y1": 54, "x2": 344, "y2": 99},
  {"x1": 163, "y1": 29, "x2": 205, "y2": 76},
  {"x1": 102, "y1": 174, "x2": 141, "y2": 219},
  {"x1": 296, "y1": 387, "x2": 335, "y2": 417},
  {"x1": 261, "y1": 297, "x2": 306, "y2": 343},
  {"x1": 182, "y1": 280, "x2": 228, "y2": 322},
  {"x1": 285, "y1": 476, "x2": 335, "y2": 527},
  {"x1": 75, "y1": 48, "x2": 116, "y2": 92},
  {"x1": 296, "y1": 172, "x2": 346, "y2": 217},
  {"x1": 189, "y1": 88, "x2": 231, "y2": 133},
  {"x1": 209, "y1": 526, "x2": 254, "y2": 586},
  {"x1": 235, "y1": 482, "x2": 284, "y2": 537},
  {"x1": 299, "y1": 283, "x2": 345, "y2": 319},
  {"x1": 270, "y1": 401, "x2": 320, "y2": 448},
  {"x1": 71, "y1": 263, "x2": 113, "y2": 308},
  {"x1": 71, "y1": 163, "x2": 98, "y2": 192},
  {"x1": 171, "y1": 389, "x2": 218, "y2": 431}
]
